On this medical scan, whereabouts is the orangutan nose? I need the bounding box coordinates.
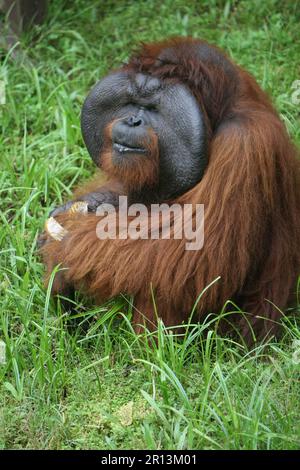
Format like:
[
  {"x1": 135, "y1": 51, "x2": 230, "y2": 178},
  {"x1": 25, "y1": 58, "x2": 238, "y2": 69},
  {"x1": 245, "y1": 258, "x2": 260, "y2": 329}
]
[
  {"x1": 111, "y1": 115, "x2": 147, "y2": 151},
  {"x1": 125, "y1": 115, "x2": 144, "y2": 127}
]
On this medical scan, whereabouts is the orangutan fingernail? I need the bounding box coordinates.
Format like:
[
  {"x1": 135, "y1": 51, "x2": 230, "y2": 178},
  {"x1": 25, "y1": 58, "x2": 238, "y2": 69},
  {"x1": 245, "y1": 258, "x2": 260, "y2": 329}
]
[
  {"x1": 68, "y1": 201, "x2": 88, "y2": 215},
  {"x1": 45, "y1": 217, "x2": 68, "y2": 241}
]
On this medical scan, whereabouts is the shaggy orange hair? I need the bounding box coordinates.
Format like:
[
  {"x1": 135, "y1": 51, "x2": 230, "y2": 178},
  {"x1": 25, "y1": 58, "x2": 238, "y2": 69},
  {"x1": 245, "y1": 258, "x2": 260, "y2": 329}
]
[{"x1": 41, "y1": 38, "x2": 300, "y2": 345}]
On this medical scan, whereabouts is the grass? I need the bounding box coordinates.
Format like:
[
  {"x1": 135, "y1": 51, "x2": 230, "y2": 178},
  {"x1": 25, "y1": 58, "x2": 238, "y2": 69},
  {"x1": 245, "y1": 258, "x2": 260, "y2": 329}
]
[{"x1": 1, "y1": 0, "x2": 300, "y2": 450}]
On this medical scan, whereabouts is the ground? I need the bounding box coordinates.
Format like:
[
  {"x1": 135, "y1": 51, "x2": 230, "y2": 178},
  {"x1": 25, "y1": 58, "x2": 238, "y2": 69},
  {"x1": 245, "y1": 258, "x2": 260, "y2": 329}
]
[{"x1": 0, "y1": 0, "x2": 300, "y2": 450}]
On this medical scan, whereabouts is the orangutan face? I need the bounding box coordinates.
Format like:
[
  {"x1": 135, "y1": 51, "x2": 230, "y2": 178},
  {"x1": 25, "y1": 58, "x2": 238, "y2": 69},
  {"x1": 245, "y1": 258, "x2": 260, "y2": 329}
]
[{"x1": 81, "y1": 71, "x2": 207, "y2": 202}]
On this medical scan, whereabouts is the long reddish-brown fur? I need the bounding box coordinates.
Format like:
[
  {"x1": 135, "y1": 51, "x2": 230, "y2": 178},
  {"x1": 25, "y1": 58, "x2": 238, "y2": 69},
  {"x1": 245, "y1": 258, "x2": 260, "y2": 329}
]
[{"x1": 41, "y1": 38, "x2": 300, "y2": 345}]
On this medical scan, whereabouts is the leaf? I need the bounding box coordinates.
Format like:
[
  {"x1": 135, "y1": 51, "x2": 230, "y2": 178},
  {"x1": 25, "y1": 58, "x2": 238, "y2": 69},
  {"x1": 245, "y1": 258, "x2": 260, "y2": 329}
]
[{"x1": 116, "y1": 401, "x2": 134, "y2": 427}]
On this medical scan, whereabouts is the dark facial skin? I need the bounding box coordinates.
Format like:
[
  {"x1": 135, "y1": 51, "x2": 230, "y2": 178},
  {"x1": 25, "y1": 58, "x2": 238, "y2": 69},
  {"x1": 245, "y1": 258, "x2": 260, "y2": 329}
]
[
  {"x1": 82, "y1": 72, "x2": 207, "y2": 199},
  {"x1": 51, "y1": 71, "x2": 208, "y2": 216}
]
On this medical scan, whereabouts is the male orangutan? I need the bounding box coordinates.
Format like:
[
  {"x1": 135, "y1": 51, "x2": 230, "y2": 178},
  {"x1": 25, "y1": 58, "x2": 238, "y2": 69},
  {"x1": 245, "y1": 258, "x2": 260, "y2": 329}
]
[{"x1": 40, "y1": 37, "x2": 300, "y2": 345}]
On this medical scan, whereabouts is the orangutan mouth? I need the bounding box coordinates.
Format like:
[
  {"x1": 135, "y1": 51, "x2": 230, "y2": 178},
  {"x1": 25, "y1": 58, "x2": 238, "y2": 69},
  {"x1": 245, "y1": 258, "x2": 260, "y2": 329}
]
[{"x1": 113, "y1": 142, "x2": 147, "y2": 154}]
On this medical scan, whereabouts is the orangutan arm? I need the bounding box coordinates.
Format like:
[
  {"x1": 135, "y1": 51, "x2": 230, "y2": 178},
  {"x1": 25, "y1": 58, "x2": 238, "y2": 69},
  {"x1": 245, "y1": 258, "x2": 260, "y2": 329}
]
[
  {"x1": 40, "y1": 212, "x2": 113, "y2": 298},
  {"x1": 50, "y1": 178, "x2": 124, "y2": 217}
]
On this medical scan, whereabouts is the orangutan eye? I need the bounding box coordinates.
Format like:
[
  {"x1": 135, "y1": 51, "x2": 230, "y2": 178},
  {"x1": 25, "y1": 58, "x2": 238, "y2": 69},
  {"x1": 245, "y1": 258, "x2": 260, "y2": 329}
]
[{"x1": 146, "y1": 104, "x2": 157, "y2": 111}]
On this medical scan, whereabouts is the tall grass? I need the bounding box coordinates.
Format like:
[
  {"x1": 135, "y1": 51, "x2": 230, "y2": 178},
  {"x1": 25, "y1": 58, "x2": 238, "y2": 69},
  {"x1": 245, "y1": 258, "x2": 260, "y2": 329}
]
[{"x1": 1, "y1": 0, "x2": 300, "y2": 450}]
